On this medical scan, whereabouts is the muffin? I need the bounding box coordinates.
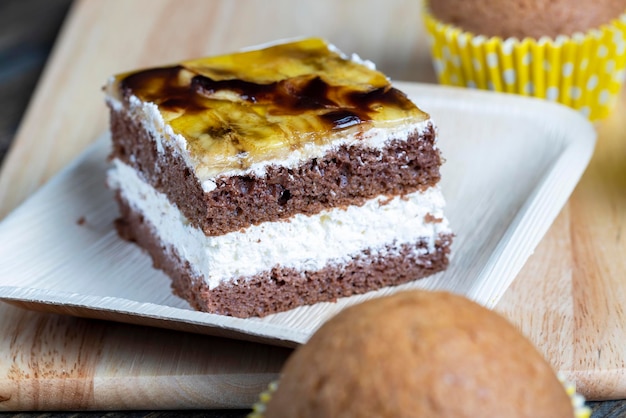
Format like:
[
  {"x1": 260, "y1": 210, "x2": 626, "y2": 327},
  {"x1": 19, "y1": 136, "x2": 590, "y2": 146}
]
[
  {"x1": 252, "y1": 290, "x2": 589, "y2": 418},
  {"x1": 423, "y1": 0, "x2": 626, "y2": 120}
]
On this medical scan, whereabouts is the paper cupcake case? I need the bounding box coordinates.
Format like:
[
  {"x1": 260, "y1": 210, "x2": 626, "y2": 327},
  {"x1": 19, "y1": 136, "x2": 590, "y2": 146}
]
[{"x1": 423, "y1": 11, "x2": 626, "y2": 120}]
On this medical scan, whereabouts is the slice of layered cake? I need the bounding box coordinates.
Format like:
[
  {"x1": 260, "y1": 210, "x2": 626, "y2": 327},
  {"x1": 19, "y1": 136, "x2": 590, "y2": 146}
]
[{"x1": 105, "y1": 38, "x2": 452, "y2": 318}]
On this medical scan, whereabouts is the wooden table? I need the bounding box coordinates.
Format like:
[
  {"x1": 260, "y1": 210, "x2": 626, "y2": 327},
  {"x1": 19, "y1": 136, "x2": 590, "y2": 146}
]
[{"x1": 1, "y1": 0, "x2": 625, "y2": 416}]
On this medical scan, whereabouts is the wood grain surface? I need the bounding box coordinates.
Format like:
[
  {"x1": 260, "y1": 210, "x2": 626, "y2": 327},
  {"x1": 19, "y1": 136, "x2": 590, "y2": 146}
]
[
  {"x1": 497, "y1": 101, "x2": 626, "y2": 400},
  {"x1": 0, "y1": 0, "x2": 625, "y2": 413}
]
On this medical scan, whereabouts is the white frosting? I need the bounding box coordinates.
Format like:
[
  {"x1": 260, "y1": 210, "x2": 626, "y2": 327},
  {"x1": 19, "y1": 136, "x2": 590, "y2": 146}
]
[
  {"x1": 108, "y1": 159, "x2": 451, "y2": 290},
  {"x1": 105, "y1": 87, "x2": 191, "y2": 163}
]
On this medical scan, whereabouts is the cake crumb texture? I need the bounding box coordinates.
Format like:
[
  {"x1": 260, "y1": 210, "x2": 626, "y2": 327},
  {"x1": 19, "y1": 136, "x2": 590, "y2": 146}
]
[
  {"x1": 110, "y1": 108, "x2": 441, "y2": 236},
  {"x1": 114, "y1": 191, "x2": 452, "y2": 318}
]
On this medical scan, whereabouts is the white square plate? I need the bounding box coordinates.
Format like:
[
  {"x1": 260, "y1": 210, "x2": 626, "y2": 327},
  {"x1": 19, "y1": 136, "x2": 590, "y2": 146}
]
[{"x1": 0, "y1": 83, "x2": 595, "y2": 347}]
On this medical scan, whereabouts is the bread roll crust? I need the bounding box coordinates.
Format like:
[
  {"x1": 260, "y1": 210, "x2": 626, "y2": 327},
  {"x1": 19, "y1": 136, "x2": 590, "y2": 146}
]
[
  {"x1": 428, "y1": 0, "x2": 626, "y2": 39},
  {"x1": 265, "y1": 290, "x2": 573, "y2": 418}
]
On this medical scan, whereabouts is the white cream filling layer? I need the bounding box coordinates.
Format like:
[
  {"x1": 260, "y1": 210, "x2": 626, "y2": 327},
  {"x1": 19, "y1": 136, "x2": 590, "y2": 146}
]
[
  {"x1": 104, "y1": 85, "x2": 435, "y2": 193},
  {"x1": 108, "y1": 159, "x2": 451, "y2": 290}
]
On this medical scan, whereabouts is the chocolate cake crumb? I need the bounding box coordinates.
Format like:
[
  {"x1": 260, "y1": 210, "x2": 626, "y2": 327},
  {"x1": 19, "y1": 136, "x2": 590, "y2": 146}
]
[
  {"x1": 109, "y1": 108, "x2": 441, "y2": 237},
  {"x1": 115, "y1": 192, "x2": 452, "y2": 318}
]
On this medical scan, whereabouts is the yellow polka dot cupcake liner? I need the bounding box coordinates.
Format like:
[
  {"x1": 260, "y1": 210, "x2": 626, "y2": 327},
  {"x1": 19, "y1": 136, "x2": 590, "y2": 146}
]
[
  {"x1": 561, "y1": 375, "x2": 592, "y2": 418},
  {"x1": 423, "y1": 8, "x2": 626, "y2": 120}
]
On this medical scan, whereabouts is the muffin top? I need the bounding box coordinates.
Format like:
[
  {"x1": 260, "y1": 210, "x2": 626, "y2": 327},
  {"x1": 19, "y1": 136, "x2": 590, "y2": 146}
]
[
  {"x1": 428, "y1": 0, "x2": 626, "y2": 39},
  {"x1": 264, "y1": 290, "x2": 574, "y2": 418}
]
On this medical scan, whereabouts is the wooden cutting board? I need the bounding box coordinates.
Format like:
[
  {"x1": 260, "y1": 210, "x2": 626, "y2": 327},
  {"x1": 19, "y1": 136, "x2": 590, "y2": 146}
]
[{"x1": 0, "y1": 0, "x2": 624, "y2": 409}]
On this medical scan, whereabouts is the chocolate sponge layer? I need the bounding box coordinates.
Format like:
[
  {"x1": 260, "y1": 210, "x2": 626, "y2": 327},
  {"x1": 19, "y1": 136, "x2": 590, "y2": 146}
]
[
  {"x1": 109, "y1": 104, "x2": 441, "y2": 237},
  {"x1": 114, "y1": 192, "x2": 453, "y2": 318}
]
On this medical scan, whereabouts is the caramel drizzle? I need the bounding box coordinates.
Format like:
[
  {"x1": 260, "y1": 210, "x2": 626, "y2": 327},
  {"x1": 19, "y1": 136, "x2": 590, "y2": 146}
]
[{"x1": 120, "y1": 65, "x2": 415, "y2": 131}]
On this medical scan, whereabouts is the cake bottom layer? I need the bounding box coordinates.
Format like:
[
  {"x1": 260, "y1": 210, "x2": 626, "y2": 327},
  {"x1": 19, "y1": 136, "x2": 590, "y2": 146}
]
[{"x1": 115, "y1": 193, "x2": 453, "y2": 318}]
